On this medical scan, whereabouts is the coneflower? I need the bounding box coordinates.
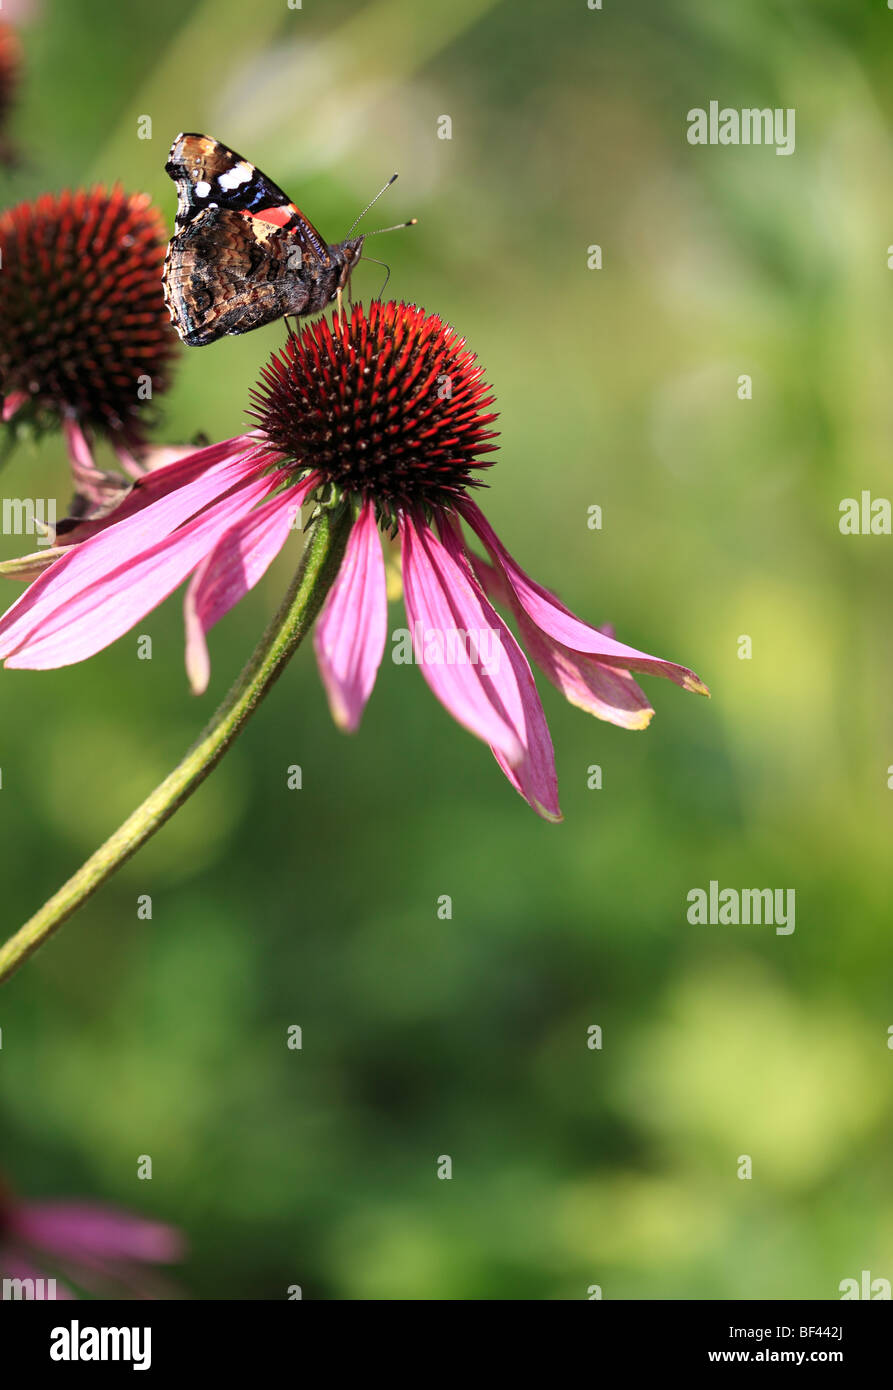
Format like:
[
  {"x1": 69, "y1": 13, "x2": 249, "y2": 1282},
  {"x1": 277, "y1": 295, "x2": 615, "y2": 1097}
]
[
  {"x1": 0, "y1": 186, "x2": 179, "y2": 512},
  {"x1": 0, "y1": 302, "x2": 707, "y2": 819}
]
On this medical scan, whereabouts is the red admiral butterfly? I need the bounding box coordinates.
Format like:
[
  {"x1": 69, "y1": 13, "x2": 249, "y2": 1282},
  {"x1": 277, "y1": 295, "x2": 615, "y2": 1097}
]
[{"x1": 163, "y1": 133, "x2": 411, "y2": 348}]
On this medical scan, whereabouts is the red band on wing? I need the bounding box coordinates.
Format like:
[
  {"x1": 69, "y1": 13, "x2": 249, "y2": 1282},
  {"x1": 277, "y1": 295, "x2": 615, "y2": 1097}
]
[{"x1": 243, "y1": 205, "x2": 298, "y2": 229}]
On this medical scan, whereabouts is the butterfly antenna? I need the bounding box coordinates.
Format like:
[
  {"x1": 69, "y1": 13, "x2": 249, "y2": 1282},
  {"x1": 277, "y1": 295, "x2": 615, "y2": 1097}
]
[
  {"x1": 347, "y1": 173, "x2": 399, "y2": 237},
  {"x1": 360, "y1": 255, "x2": 391, "y2": 299},
  {"x1": 364, "y1": 218, "x2": 418, "y2": 237}
]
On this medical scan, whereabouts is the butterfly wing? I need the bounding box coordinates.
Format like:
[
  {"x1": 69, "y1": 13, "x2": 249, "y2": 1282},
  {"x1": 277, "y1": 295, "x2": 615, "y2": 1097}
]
[
  {"x1": 163, "y1": 206, "x2": 313, "y2": 347},
  {"x1": 166, "y1": 132, "x2": 289, "y2": 218},
  {"x1": 163, "y1": 133, "x2": 342, "y2": 346},
  {"x1": 166, "y1": 132, "x2": 330, "y2": 258}
]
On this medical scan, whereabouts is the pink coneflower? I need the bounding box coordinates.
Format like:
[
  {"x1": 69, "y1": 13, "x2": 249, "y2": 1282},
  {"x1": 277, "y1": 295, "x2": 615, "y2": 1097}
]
[
  {"x1": 0, "y1": 302, "x2": 707, "y2": 820},
  {"x1": 0, "y1": 187, "x2": 179, "y2": 514},
  {"x1": 0, "y1": 1175, "x2": 184, "y2": 1299}
]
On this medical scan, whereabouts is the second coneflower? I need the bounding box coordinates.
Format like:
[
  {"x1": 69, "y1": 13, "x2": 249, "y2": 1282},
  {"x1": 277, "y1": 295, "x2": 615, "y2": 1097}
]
[
  {"x1": 0, "y1": 185, "x2": 180, "y2": 516},
  {"x1": 0, "y1": 301, "x2": 707, "y2": 820}
]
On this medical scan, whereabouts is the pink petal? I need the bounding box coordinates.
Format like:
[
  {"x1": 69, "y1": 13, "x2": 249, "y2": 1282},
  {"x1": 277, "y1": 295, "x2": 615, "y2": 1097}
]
[
  {"x1": 63, "y1": 417, "x2": 127, "y2": 514},
  {"x1": 55, "y1": 436, "x2": 265, "y2": 546},
  {"x1": 184, "y1": 471, "x2": 312, "y2": 695},
  {"x1": 111, "y1": 440, "x2": 148, "y2": 482},
  {"x1": 459, "y1": 498, "x2": 709, "y2": 694},
  {"x1": 2, "y1": 472, "x2": 276, "y2": 669},
  {"x1": 469, "y1": 550, "x2": 654, "y2": 730},
  {"x1": 0, "y1": 444, "x2": 268, "y2": 661},
  {"x1": 439, "y1": 522, "x2": 560, "y2": 821},
  {"x1": 519, "y1": 623, "x2": 655, "y2": 728},
  {"x1": 313, "y1": 498, "x2": 387, "y2": 731},
  {"x1": 400, "y1": 514, "x2": 523, "y2": 765},
  {"x1": 11, "y1": 1202, "x2": 184, "y2": 1264}
]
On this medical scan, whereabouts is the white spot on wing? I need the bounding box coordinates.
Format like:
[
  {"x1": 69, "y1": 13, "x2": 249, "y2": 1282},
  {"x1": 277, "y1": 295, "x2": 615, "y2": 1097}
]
[
  {"x1": 195, "y1": 180, "x2": 212, "y2": 198},
  {"x1": 218, "y1": 162, "x2": 253, "y2": 191}
]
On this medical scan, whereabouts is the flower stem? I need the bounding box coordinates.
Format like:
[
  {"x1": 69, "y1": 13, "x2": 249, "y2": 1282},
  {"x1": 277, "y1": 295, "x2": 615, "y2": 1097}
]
[{"x1": 0, "y1": 505, "x2": 353, "y2": 986}]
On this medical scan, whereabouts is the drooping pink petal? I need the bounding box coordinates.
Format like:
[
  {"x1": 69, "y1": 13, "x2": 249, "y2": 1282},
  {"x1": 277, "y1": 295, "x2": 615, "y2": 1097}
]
[
  {"x1": 400, "y1": 513, "x2": 523, "y2": 765},
  {"x1": 111, "y1": 439, "x2": 149, "y2": 482},
  {"x1": 184, "y1": 471, "x2": 315, "y2": 695},
  {"x1": 519, "y1": 624, "x2": 654, "y2": 728},
  {"x1": 467, "y1": 548, "x2": 655, "y2": 730},
  {"x1": 0, "y1": 441, "x2": 268, "y2": 658},
  {"x1": 313, "y1": 498, "x2": 387, "y2": 731},
  {"x1": 11, "y1": 1202, "x2": 184, "y2": 1264},
  {"x1": 62, "y1": 417, "x2": 130, "y2": 515},
  {"x1": 438, "y1": 522, "x2": 560, "y2": 820},
  {"x1": 53, "y1": 436, "x2": 265, "y2": 548},
  {"x1": 1, "y1": 471, "x2": 277, "y2": 669},
  {"x1": 459, "y1": 498, "x2": 709, "y2": 695}
]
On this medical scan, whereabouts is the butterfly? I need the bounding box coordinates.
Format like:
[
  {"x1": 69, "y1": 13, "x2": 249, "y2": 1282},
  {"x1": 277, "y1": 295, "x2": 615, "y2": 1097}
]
[{"x1": 162, "y1": 133, "x2": 409, "y2": 348}]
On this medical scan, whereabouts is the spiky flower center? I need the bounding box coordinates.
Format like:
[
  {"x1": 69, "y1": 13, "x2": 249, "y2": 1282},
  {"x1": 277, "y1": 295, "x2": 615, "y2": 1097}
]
[
  {"x1": 0, "y1": 187, "x2": 178, "y2": 442},
  {"x1": 250, "y1": 301, "x2": 499, "y2": 515}
]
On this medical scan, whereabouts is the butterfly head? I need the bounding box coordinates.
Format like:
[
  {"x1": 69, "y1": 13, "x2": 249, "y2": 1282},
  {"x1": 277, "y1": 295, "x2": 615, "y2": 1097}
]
[{"x1": 335, "y1": 236, "x2": 364, "y2": 291}]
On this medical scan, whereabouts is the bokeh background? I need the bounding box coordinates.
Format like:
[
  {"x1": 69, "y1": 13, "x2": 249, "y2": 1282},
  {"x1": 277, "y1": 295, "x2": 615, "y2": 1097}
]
[{"x1": 1, "y1": 0, "x2": 892, "y2": 1299}]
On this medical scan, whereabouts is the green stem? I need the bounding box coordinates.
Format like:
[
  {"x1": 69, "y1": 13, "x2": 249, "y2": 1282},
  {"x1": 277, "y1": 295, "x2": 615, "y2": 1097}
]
[{"x1": 0, "y1": 505, "x2": 353, "y2": 986}]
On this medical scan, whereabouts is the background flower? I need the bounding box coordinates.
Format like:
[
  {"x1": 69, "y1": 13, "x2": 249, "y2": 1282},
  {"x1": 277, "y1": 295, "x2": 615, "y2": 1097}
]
[
  {"x1": 0, "y1": 186, "x2": 179, "y2": 514},
  {"x1": 0, "y1": 1174, "x2": 184, "y2": 1299}
]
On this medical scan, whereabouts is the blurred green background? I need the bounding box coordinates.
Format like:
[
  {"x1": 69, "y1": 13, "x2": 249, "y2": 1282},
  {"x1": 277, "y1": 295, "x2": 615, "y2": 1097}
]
[{"x1": 2, "y1": 0, "x2": 893, "y2": 1299}]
